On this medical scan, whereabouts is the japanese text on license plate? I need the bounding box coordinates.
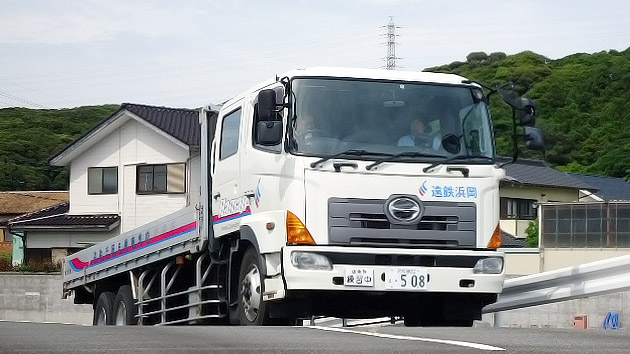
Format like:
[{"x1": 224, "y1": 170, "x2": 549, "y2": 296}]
[
  {"x1": 344, "y1": 267, "x2": 374, "y2": 287},
  {"x1": 385, "y1": 267, "x2": 428, "y2": 290}
]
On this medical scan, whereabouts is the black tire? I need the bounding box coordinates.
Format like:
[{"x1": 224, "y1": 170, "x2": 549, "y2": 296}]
[
  {"x1": 114, "y1": 285, "x2": 137, "y2": 326},
  {"x1": 236, "y1": 248, "x2": 268, "y2": 325},
  {"x1": 403, "y1": 314, "x2": 423, "y2": 327},
  {"x1": 404, "y1": 313, "x2": 474, "y2": 327},
  {"x1": 93, "y1": 291, "x2": 115, "y2": 326}
]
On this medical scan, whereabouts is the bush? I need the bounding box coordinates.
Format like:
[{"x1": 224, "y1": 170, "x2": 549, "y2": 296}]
[
  {"x1": 0, "y1": 252, "x2": 61, "y2": 273},
  {"x1": 0, "y1": 257, "x2": 13, "y2": 271},
  {"x1": 14, "y1": 261, "x2": 61, "y2": 273},
  {"x1": 525, "y1": 219, "x2": 540, "y2": 247},
  {"x1": 0, "y1": 252, "x2": 11, "y2": 271}
]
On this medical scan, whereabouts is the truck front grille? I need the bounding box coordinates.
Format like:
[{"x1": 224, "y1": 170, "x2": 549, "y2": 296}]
[{"x1": 328, "y1": 198, "x2": 477, "y2": 248}]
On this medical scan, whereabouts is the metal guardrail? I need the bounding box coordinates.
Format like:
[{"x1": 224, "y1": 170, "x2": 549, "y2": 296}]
[{"x1": 483, "y1": 254, "x2": 630, "y2": 313}]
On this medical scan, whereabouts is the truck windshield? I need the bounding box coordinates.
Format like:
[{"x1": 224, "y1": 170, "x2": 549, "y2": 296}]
[{"x1": 288, "y1": 78, "x2": 495, "y2": 164}]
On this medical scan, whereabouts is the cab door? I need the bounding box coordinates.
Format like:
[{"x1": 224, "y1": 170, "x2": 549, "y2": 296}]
[{"x1": 211, "y1": 104, "x2": 244, "y2": 236}]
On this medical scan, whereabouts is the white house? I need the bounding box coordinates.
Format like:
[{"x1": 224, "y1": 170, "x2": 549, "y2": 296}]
[{"x1": 8, "y1": 103, "x2": 214, "y2": 264}]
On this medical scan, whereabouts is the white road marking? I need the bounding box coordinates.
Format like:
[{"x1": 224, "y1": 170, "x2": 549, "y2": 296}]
[{"x1": 306, "y1": 326, "x2": 505, "y2": 351}]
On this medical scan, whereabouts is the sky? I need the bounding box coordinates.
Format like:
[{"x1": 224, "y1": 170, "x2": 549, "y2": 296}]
[{"x1": 0, "y1": 0, "x2": 629, "y2": 110}]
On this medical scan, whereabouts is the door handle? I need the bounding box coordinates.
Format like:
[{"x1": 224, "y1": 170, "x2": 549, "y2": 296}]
[{"x1": 213, "y1": 192, "x2": 221, "y2": 200}]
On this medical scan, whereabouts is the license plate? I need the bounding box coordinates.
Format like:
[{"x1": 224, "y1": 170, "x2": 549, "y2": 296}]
[
  {"x1": 385, "y1": 267, "x2": 428, "y2": 290},
  {"x1": 344, "y1": 267, "x2": 374, "y2": 287}
]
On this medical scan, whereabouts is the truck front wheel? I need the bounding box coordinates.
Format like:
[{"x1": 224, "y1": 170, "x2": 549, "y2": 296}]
[
  {"x1": 237, "y1": 248, "x2": 268, "y2": 325},
  {"x1": 93, "y1": 291, "x2": 115, "y2": 326}
]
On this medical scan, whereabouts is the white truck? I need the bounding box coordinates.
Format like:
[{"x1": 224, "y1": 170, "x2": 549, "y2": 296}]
[{"x1": 62, "y1": 67, "x2": 542, "y2": 326}]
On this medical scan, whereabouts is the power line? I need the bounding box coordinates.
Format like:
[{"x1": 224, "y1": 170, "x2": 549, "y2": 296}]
[{"x1": 0, "y1": 90, "x2": 46, "y2": 108}]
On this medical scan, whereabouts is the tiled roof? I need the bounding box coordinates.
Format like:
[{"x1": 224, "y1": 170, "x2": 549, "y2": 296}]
[
  {"x1": 8, "y1": 202, "x2": 119, "y2": 231},
  {"x1": 50, "y1": 103, "x2": 207, "y2": 165},
  {"x1": 499, "y1": 157, "x2": 596, "y2": 191},
  {"x1": 500, "y1": 230, "x2": 528, "y2": 248},
  {"x1": 568, "y1": 173, "x2": 630, "y2": 201},
  {"x1": 0, "y1": 191, "x2": 68, "y2": 215},
  {"x1": 122, "y1": 103, "x2": 201, "y2": 147}
]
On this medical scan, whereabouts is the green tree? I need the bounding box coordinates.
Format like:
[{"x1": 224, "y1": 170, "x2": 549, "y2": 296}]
[
  {"x1": 0, "y1": 105, "x2": 119, "y2": 191},
  {"x1": 525, "y1": 219, "x2": 539, "y2": 248}
]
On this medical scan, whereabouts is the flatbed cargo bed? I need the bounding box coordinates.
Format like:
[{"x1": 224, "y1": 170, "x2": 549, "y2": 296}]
[{"x1": 62, "y1": 206, "x2": 202, "y2": 291}]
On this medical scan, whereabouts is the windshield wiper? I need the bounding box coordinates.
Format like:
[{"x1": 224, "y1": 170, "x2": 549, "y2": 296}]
[
  {"x1": 422, "y1": 155, "x2": 494, "y2": 173},
  {"x1": 365, "y1": 152, "x2": 447, "y2": 171},
  {"x1": 310, "y1": 149, "x2": 392, "y2": 168}
]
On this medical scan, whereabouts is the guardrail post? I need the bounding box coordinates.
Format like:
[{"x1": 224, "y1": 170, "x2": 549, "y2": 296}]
[{"x1": 494, "y1": 311, "x2": 505, "y2": 327}]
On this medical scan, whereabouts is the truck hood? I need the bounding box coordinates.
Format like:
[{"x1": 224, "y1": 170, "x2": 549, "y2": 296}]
[{"x1": 303, "y1": 164, "x2": 504, "y2": 249}]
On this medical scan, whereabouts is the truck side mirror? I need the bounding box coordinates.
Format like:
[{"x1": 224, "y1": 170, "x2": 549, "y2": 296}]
[
  {"x1": 524, "y1": 126, "x2": 544, "y2": 150},
  {"x1": 497, "y1": 88, "x2": 536, "y2": 126},
  {"x1": 257, "y1": 89, "x2": 278, "y2": 121},
  {"x1": 517, "y1": 99, "x2": 536, "y2": 126},
  {"x1": 256, "y1": 121, "x2": 283, "y2": 146},
  {"x1": 255, "y1": 89, "x2": 283, "y2": 145},
  {"x1": 441, "y1": 133, "x2": 461, "y2": 154}
]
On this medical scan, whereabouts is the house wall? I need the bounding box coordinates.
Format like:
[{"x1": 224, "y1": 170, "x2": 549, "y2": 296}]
[
  {"x1": 500, "y1": 185, "x2": 578, "y2": 237},
  {"x1": 541, "y1": 249, "x2": 630, "y2": 271},
  {"x1": 500, "y1": 248, "x2": 630, "y2": 276},
  {"x1": 25, "y1": 230, "x2": 119, "y2": 249},
  {"x1": 503, "y1": 249, "x2": 541, "y2": 275},
  {"x1": 69, "y1": 118, "x2": 191, "y2": 233}
]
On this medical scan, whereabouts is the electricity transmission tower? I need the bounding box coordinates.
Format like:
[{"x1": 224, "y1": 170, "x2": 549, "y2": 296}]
[{"x1": 385, "y1": 17, "x2": 400, "y2": 70}]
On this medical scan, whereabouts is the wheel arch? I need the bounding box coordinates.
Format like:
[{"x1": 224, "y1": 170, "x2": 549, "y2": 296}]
[{"x1": 225, "y1": 226, "x2": 266, "y2": 323}]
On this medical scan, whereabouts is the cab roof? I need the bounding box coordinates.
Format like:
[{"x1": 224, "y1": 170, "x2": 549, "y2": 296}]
[{"x1": 223, "y1": 67, "x2": 475, "y2": 109}]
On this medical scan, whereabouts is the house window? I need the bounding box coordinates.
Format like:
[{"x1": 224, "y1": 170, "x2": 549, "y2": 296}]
[
  {"x1": 137, "y1": 163, "x2": 186, "y2": 194},
  {"x1": 220, "y1": 109, "x2": 241, "y2": 160},
  {"x1": 88, "y1": 167, "x2": 118, "y2": 194},
  {"x1": 500, "y1": 197, "x2": 537, "y2": 220}
]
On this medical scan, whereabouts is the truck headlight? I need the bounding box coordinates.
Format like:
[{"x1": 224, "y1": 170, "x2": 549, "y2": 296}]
[
  {"x1": 473, "y1": 257, "x2": 503, "y2": 274},
  {"x1": 290, "y1": 251, "x2": 332, "y2": 271}
]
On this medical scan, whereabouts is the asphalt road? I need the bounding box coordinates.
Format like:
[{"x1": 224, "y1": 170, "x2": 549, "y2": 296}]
[{"x1": 0, "y1": 321, "x2": 628, "y2": 353}]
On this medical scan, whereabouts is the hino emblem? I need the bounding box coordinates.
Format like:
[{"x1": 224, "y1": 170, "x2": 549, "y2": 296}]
[{"x1": 385, "y1": 196, "x2": 423, "y2": 224}]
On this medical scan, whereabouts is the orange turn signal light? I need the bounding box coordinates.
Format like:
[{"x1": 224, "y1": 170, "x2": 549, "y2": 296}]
[
  {"x1": 286, "y1": 211, "x2": 316, "y2": 245},
  {"x1": 488, "y1": 224, "x2": 502, "y2": 249}
]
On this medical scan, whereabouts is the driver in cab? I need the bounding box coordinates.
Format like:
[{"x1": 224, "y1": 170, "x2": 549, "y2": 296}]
[
  {"x1": 295, "y1": 113, "x2": 317, "y2": 145},
  {"x1": 397, "y1": 116, "x2": 441, "y2": 150}
]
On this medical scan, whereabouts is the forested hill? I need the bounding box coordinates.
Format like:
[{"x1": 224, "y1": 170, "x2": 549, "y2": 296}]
[
  {"x1": 0, "y1": 105, "x2": 119, "y2": 190},
  {"x1": 425, "y1": 48, "x2": 630, "y2": 178}
]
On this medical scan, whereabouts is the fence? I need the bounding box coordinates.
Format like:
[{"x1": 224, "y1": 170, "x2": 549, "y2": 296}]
[
  {"x1": 541, "y1": 202, "x2": 630, "y2": 248},
  {"x1": 0, "y1": 243, "x2": 11, "y2": 255}
]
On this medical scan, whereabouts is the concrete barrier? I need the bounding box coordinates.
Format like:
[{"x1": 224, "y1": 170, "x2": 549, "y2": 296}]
[{"x1": 0, "y1": 273, "x2": 92, "y2": 325}]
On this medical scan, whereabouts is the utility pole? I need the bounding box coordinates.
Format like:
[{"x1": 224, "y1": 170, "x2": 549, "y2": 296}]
[{"x1": 386, "y1": 17, "x2": 399, "y2": 70}]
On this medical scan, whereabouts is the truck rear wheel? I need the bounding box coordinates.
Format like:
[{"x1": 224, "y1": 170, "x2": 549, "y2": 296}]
[
  {"x1": 93, "y1": 291, "x2": 115, "y2": 326},
  {"x1": 237, "y1": 248, "x2": 268, "y2": 325},
  {"x1": 114, "y1": 285, "x2": 137, "y2": 325}
]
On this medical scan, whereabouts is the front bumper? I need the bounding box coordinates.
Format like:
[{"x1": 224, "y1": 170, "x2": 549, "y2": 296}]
[{"x1": 281, "y1": 245, "x2": 504, "y2": 293}]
